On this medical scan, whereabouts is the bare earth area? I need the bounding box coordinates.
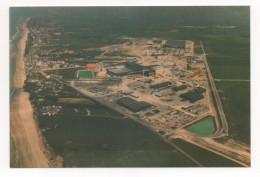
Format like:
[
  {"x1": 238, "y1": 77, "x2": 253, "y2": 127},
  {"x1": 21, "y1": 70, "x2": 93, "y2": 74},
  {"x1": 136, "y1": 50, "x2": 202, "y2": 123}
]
[{"x1": 10, "y1": 18, "x2": 57, "y2": 167}]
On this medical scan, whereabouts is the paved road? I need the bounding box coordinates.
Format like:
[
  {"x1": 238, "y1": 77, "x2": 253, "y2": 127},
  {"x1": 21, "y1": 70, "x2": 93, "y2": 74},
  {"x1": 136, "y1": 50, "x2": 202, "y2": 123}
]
[
  {"x1": 56, "y1": 113, "x2": 127, "y2": 119},
  {"x1": 29, "y1": 49, "x2": 40, "y2": 71},
  {"x1": 200, "y1": 41, "x2": 228, "y2": 136},
  {"x1": 215, "y1": 79, "x2": 250, "y2": 82},
  {"x1": 41, "y1": 66, "x2": 85, "y2": 71}
]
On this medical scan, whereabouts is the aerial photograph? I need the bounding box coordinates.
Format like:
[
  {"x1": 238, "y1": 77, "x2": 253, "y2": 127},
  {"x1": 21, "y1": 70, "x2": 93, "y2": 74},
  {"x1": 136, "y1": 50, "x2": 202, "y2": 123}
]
[{"x1": 9, "y1": 6, "x2": 250, "y2": 167}]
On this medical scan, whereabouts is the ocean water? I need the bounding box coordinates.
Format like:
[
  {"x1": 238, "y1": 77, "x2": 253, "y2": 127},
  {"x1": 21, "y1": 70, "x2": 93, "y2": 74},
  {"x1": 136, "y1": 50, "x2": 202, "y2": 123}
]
[{"x1": 9, "y1": 14, "x2": 22, "y2": 96}]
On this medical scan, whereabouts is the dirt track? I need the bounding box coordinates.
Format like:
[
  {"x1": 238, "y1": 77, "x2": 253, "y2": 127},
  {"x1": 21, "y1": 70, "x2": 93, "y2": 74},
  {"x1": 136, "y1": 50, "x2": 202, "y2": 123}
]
[{"x1": 10, "y1": 18, "x2": 50, "y2": 167}]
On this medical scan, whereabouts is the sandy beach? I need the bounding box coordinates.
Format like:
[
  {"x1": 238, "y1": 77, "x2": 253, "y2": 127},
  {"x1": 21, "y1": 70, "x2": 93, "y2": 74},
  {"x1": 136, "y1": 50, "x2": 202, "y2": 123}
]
[{"x1": 10, "y1": 18, "x2": 50, "y2": 167}]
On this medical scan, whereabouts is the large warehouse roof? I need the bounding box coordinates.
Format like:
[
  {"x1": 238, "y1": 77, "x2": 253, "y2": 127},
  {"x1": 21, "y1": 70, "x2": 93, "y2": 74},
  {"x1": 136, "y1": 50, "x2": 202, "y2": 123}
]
[
  {"x1": 117, "y1": 97, "x2": 152, "y2": 112},
  {"x1": 164, "y1": 40, "x2": 186, "y2": 48},
  {"x1": 150, "y1": 81, "x2": 172, "y2": 90},
  {"x1": 180, "y1": 91, "x2": 204, "y2": 102},
  {"x1": 107, "y1": 62, "x2": 155, "y2": 76},
  {"x1": 125, "y1": 62, "x2": 144, "y2": 71},
  {"x1": 107, "y1": 68, "x2": 133, "y2": 74}
]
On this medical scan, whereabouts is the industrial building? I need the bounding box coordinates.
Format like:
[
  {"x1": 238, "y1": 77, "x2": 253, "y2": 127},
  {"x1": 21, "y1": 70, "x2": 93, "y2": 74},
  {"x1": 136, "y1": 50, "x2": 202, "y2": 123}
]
[
  {"x1": 155, "y1": 89, "x2": 175, "y2": 97},
  {"x1": 107, "y1": 68, "x2": 133, "y2": 76},
  {"x1": 125, "y1": 62, "x2": 145, "y2": 71},
  {"x1": 150, "y1": 81, "x2": 172, "y2": 90},
  {"x1": 117, "y1": 97, "x2": 152, "y2": 112},
  {"x1": 163, "y1": 40, "x2": 186, "y2": 49},
  {"x1": 191, "y1": 56, "x2": 204, "y2": 63},
  {"x1": 151, "y1": 53, "x2": 165, "y2": 57},
  {"x1": 147, "y1": 40, "x2": 153, "y2": 45},
  {"x1": 86, "y1": 63, "x2": 97, "y2": 68},
  {"x1": 180, "y1": 91, "x2": 204, "y2": 102},
  {"x1": 172, "y1": 85, "x2": 187, "y2": 91},
  {"x1": 107, "y1": 62, "x2": 155, "y2": 76},
  {"x1": 195, "y1": 86, "x2": 206, "y2": 93},
  {"x1": 39, "y1": 71, "x2": 47, "y2": 77}
]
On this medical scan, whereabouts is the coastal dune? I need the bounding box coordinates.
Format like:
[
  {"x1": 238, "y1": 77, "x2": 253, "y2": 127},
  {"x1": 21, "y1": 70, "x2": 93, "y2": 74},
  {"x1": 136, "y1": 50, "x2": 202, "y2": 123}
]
[{"x1": 10, "y1": 18, "x2": 50, "y2": 167}]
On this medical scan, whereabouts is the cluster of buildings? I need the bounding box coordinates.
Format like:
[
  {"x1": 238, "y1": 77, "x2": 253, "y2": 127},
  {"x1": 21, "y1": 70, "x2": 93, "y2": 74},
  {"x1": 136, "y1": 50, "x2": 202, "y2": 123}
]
[
  {"x1": 88, "y1": 38, "x2": 211, "y2": 130},
  {"x1": 40, "y1": 105, "x2": 62, "y2": 116},
  {"x1": 24, "y1": 19, "x2": 214, "y2": 133}
]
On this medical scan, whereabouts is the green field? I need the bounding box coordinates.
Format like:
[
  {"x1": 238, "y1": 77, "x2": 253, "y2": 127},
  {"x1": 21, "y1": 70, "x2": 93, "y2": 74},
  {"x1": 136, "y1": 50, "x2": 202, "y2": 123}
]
[
  {"x1": 172, "y1": 139, "x2": 242, "y2": 167},
  {"x1": 38, "y1": 115, "x2": 196, "y2": 167},
  {"x1": 215, "y1": 81, "x2": 250, "y2": 144},
  {"x1": 45, "y1": 68, "x2": 79, "y2": 79},
  {"x1": 77, "y1": 70, "x2": 93, "y2": 79},
  {"x1": 185, "y1": 116, "x2": 216, "y2": 134}
]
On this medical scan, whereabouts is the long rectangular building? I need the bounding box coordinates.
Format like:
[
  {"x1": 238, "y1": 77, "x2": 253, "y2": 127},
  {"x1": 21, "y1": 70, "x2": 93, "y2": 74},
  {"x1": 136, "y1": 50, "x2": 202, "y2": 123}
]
[
  {"x1": 150, "y1": 81, "x2": 172, "y2": 90},
  {"x1": 163, "y1": 40, "x2": 186, "y2": 49},
  {"x1": 180, "y1": 91, "x2": 204, "y2": 102},
  {"x1": 117, "y1": 97, "x2": 152, "y2": 112},
  {"x1": 107, "y1": 68, "x2": 133, "y2": 76},
  {"x1": 107, "y1": 62, "x2": 155, "y2": 76}
]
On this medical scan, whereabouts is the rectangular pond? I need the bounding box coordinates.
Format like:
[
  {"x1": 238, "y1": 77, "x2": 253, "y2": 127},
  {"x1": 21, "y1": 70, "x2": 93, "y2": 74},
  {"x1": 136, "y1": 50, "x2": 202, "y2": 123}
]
[{"x1": 185, "y1": 116, "x2": 216, "y2": 134}]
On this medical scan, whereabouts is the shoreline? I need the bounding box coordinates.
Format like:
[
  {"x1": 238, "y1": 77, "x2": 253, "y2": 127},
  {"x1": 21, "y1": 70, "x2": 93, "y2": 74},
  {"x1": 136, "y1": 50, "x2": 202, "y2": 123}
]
[{"x1": 10, "y1": 18, "x2": 61, "y2": 167}]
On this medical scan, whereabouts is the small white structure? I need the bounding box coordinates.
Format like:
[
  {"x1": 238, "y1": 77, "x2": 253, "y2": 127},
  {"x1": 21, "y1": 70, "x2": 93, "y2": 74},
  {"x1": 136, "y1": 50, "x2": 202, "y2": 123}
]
[{"x1": 147, "y1": 40, "x2": 153, "y2": 45}]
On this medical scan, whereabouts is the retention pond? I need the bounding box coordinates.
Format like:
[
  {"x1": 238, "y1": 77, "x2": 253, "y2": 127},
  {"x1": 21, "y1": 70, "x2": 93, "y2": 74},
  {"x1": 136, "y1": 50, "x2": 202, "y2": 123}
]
[{"x1": 185, "y1": 116, "x2": 216, "y2": 134}]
